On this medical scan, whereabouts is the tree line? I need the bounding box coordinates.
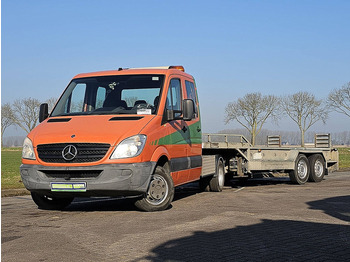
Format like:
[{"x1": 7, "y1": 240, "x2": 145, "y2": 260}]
[
  {"x1": 225, "y1": 82, "x2": 350, "y2": 146},
  {"x1": 1, "y1": 82, "x2": 349, "y2": 146}
]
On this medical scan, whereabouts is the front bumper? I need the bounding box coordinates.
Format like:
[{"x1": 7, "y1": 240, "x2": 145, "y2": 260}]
[{"x1": 20, "y1": 162, "x2": 156, "y2": 197}]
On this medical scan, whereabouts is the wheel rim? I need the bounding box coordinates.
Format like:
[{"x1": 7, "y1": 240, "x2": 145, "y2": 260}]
[
  {"x1": 314, "y1": 160, "x2": 324, "y2": 177},
  {"x1": 297, "y1": 159, "x2": 308, "y2": 179},
  {"x1": 145, "y1": 174, "x2": 169, "y2": 206},
  {"x1": 218, "y1": 162, "x2": 225, "y2": 188}
]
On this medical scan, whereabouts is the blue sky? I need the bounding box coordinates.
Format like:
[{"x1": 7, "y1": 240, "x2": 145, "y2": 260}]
[{"x1": 2, "y1": 0, "x2": 350, "y2": 136}]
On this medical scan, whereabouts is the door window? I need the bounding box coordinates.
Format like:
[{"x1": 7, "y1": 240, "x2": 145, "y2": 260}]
[
  {"x1": 185, "y1": 80, "x2": 197, "y2": 104},
  {"x1": 166, "y1": 78, "x2": 182, "y2": 118},
  {"x1": 185, "y1": 80, "x2": 198, "y2": 117}
]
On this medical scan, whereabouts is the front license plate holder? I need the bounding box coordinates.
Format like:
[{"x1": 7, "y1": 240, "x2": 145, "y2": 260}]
[{"x1": 51, "y1": 182, "x2": 87, "y2": 192}]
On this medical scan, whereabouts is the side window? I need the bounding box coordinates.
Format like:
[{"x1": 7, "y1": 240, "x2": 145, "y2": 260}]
[
  {"x1": 185, "y1": 80, "x2": 198, "y2": 117},
  {"x1": 166, "y1": 78, "x2": 182, "y2": 118},
  {"x1": 67, "y1": 83, "x2": 86, "y2": 113},
  {"x1": 96, "y1": 86, "x2": 107, "y2": 109},
  {"x1": 185, "y1": 80, "x2": 197, "y2": 104}
]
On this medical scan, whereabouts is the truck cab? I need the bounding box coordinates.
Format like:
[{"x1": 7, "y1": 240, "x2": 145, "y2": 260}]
[{"x1": 20, "y1": 66, "x2": 204, "y2": 211}]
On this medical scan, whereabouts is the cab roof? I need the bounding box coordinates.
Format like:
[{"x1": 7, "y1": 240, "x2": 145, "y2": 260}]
[{"x1": 73, "y1": 66, "x2": 193, "y2": 79}]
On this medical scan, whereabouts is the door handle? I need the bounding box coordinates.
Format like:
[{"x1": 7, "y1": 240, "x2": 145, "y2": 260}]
[{"x1": 197, "y1": 127, "x2": 201, "y2": 132}]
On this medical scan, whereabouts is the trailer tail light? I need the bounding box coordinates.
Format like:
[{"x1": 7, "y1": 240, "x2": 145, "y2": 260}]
[{"x1": 169, "y1": 66, "x2": 185, "y2": 72}]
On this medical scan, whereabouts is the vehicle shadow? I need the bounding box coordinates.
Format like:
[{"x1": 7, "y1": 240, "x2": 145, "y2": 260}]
[
  {"x1": 135, "y1": 219, "x2": 350, "y2": 262},
  {"x1": 65, "y1": 184, "x2": 201, "y2": 212},
  {"x1": 228, "y1": 176, "x2": 292, "y2": 189},
  {"x1": 63, "y1": 178, "x2": 292, "y2": 212},
  {"x1": 307, "y1": 195, "x2": 350, "y2": 222},
  {"x1": 66, "y1": 197, "x2": 139, "y2": 212}
]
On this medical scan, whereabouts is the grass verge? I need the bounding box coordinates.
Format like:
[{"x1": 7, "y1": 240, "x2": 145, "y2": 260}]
[
  {"x1": 1, "y1": 148, "x2": 24, "y2": 189},
  {"x1": 338, "y1": 147, "x2": 350, "y2": 171}
]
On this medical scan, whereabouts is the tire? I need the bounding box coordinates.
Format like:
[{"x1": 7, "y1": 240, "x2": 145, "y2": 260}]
[
  {"x1": 308, "y1": 154, "x2": 326, "y2": 182},
  {"x1": 134, "y1": 166, "x2": 174, "y2": 212},
  {"x1": 209, "y1": 156, "x2": 225, "y2": 192},
  {"x1": 289, "y1": 154, "x2": 310, "y2": 185},
  {"x1": 31, "y1": 192, "x2": 74, "y2": 210}
]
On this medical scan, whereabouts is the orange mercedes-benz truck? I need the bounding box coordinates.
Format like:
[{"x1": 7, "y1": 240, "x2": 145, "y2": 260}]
[{"x1": 20, "y1": 66, "x2": 217, "y2": 211}]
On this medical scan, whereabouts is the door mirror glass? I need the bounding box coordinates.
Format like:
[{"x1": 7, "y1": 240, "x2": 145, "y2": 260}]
[
  {"x1": 39, "y1": 103, "x2": 49, "y2": 123},
  {"x1": 183, "y1": 99, "x2": 195, "y2": 121}
]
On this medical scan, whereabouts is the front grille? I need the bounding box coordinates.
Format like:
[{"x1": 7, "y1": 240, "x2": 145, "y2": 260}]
[
  {"x1": 42, "y1": 170, "x2": 102, "y2": 179},
  {"x1": 37, "y1": 143, "x2": 110, "y2": 163}
]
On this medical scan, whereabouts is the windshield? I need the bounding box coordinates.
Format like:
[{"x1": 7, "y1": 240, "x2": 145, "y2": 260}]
[{"x1": 51, "y1": 74, "x2": 164, "y2": 117}]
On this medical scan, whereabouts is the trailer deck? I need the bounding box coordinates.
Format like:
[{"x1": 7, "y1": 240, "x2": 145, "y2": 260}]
[{"x1": 201, "y1": 133, "x2": 339, "y2": 183}]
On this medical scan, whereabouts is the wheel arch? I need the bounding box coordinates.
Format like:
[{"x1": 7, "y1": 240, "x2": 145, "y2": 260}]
[
  {"x1": 156, "y1": 155, "x2": 171, "y2": 175},
  {"x1": 150, "y1": 146, "x2": 171, "y2": 174}
]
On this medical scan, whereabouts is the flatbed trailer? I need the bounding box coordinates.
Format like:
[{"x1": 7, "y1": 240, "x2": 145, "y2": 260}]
[{"x1": 201, "y1": 133, "x2": 339, "y2": 185}]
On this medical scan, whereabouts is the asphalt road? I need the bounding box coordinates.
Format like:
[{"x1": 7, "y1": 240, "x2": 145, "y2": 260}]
[{"x1": 2, "y1": 172, "x2": 350, "y2": 262}]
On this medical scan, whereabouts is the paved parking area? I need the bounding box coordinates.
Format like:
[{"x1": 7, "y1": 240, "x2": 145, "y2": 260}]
[{"x1": 2, "y1": 171, "x2": 350, "y2": 261}]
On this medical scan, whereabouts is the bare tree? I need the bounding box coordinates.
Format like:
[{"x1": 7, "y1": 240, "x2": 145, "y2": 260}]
[
  {"x1": 282, "y1": 92, "x2": 328, "y2": 147},
  {"x1": 225, "y1": 93, "x2": 279, "y2": 145},
  {"x1": 46, "y1": 97, "x2": 58, "y2": 113},
  {"x1": 327, "y1": 82, "x2": 350, "y2": 117},
  {"x1": 11, "y1": 97, "x2": 41, "y2": 134},
  {"x1": 1, "y1": 103, "x2": 15, "y2": 145}
]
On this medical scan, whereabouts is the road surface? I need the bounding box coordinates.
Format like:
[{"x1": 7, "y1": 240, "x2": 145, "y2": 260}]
[{"x1": 2, "y1": 172, "x2": 350, "y2": 261}]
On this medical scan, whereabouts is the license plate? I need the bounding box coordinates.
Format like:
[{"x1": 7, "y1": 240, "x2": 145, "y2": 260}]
[{"x1": 51, "y1": 182, "x2": 87, "y2": 192}]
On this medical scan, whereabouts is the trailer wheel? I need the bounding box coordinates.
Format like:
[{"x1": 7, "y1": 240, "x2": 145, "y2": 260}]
[
  {"x1": 308, "y1": 154, "x2": 326, "y2": 182},
  {"x1": 209, "y1": 157, "x2": 225, "y2": 192},
  {"x1": 31, "y1": 192, "x2": 74, "y2": 210},
  {"x1": 134, "y1": 166, "x2": 174, "y2": 212},
  {"x1": 289, "y1": 154, "x2": 309, "y2": 185}
]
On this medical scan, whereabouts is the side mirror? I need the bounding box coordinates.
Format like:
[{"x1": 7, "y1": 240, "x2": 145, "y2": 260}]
[
  {"x1": 183, "y1": 99, "x2": 195, "y2": 121},
  {"x1": 39, "y1": 103, "x2": 49, "y2": 123}
]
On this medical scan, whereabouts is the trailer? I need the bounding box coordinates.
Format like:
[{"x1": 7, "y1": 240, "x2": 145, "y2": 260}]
[{"x1": 200, "y1": 133, "x2": 339, "y2": 190}]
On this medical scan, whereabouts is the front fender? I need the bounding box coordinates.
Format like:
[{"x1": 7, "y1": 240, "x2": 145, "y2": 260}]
[{"x1": 150, "y1": 146, "x2": 170, "y2": 163}]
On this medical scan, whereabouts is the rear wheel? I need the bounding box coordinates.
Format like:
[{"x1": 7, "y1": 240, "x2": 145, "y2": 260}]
[
  {"x1": 209, "y1": 156, "x2": 225, "y2": 192},
  {"x1": 289, "y1": 154, "x2": 309, "y2": 185},
  {"x1": 31, "y1": 192, "x2": 74, "y2": 210},
  {"x1": 134, "y1": 166, "x2": 174, "y2": 212},
  {"x1": 308, "y1": 154, "x2": 326, "y2": 182}
]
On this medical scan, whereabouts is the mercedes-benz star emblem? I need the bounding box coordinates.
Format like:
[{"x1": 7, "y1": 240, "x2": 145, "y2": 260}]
[{"x1": 62, "y1": 145, "x2": 78, "y2": 161}]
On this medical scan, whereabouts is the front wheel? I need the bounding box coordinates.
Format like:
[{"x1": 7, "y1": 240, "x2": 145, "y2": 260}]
[
  {"x1": 31, "y1": 192, "x2": 74, "y2": 210},
  {"x1": 308, "y1": 154, "x2": 326, "y2": 182},
  {"x1": 289, "y1": 154, "x2": 310, "y2": 185},
  {"x1": 134, "y1": 166, "x2": 174, "y2": 212}
]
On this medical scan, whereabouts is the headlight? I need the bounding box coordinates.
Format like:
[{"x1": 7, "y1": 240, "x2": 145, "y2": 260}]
[
  {"x1": 110, "y1": 135, "x2": 147, "y2": 159},
  {"x1": 22, "y1": 137, "x2": 36, "y2": 160}
]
